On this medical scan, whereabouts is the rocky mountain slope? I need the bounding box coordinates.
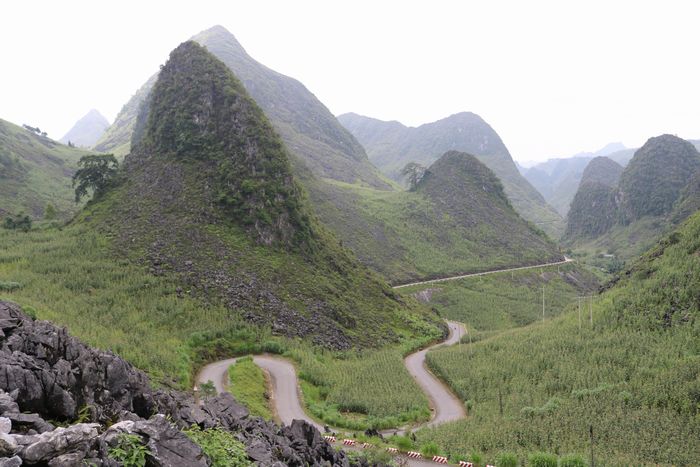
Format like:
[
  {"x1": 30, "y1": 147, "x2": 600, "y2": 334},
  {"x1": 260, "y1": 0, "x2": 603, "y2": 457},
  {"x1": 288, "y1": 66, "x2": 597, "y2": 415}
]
[
  {"x1": 521, "y1": 142, "x2": 630, "y2": 217},
  {"x1": 564, "y1": 157, "x2": 623, "y2": 239},
  {"x1": 83, "y1": 41, "x2": 437, "y2": 350},
  {"x1": 0, "y1": 118, "x2": 89, "y2": 219},
  {"x1": 91, "y1": 25, "x2": 561, "y2": 282},
  {"x1": 564, "y1": 135, "x2": 700, "y2": 256},
  {"x1": 0, "y1": 301, "x2": 357, "y2": 466},
  {"x1": 59, "y1": 109, "x2": 109, "y2": 148},
  {"x1": 337, "y1": 112, "x2": 563, "y2": 237}
]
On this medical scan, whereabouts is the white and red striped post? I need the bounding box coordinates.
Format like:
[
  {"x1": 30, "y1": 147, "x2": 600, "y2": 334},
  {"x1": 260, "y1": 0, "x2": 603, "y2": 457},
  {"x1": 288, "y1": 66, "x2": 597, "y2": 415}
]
[
  {"x1": 342, "y1": 439, "x2": 356, "y2": 446},
  {"x1": 323, "y1": 435, "x2": 336, "y2": 443},
  {"x1": 458, "y1": 462, "x2": 473, "y2": 467},
  {"x1": 432, "y1": 455, "x2": 448, "y2": 464},
  {"x1": 386, "y1": 447, "x2": 398, "y2": 454},
  {"x1": 406, "y1": 451, "x2": 422, "y2": 459}
]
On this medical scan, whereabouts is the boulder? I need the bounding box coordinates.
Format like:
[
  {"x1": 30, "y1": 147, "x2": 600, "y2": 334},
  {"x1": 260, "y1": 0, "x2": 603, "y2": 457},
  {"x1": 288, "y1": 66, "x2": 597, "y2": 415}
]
[
  {"x1": 0, "y1": 457, "x2": 22, "y2": 467},
  {"x1": 18, "y1": 423, "x2": 99, "y2": 464}
]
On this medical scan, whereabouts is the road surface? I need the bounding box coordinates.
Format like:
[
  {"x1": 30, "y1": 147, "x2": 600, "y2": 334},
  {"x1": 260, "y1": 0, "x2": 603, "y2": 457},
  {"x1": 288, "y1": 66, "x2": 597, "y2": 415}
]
[{"x1": 393, "y1": 257, "x2": 572, "y2": 289}]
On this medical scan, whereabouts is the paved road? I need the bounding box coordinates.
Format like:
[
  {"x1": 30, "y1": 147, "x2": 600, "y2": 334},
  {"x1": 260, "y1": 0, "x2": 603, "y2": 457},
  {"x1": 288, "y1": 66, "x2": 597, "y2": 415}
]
[
  {"x1": 196, "y1": 258, "x2": 572, "y2": 465},
  {"x1": 406, "y1": 320, "x2": 466, "y2": 428},
  {"x1": 393, "y1": 257, "x2": 572, "y2": 289}
]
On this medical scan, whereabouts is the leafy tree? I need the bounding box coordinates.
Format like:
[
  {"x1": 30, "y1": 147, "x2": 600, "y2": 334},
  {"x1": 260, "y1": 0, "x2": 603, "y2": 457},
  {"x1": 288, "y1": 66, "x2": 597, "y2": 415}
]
[
  {"x1": 3, "y1": 213, "x2": 32, "y2": 232},
  {"x1": 72, "y1": 154, "x2": 118, "y2": 202},
  {"x1": 401, "y1": 162, "x2": 428, "y2": 190},
  {"x1": 44, "y1": 203, "x2": 57, "y2": 220}
]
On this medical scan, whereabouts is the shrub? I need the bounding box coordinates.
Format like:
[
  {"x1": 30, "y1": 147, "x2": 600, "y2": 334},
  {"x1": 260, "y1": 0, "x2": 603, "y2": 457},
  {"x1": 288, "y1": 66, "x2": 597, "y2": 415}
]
[
  {"x1": 497, "y1": 452, "x2": 518, "y2": 467},
  {"x1": 108, "y1": 433, "x2": 149, "y2": 467},
  {"x1": 392, "y1": 435, "x2": 415, "y2": 451},
  {"x1": 184, "y1": 425, "x2": 251, "y2": 466},
  {"x1": 528, "y1": 452, "x2": 557, "y2": 467},
  {"x1": 3, "y1": 214, "x2": 32, "y2": 232},
  {"x1": 559, "y1": 454, "x2": 586, "y2": 467},
  {"x1": 0, "y1": 281, "x2": 22, "y2": 291},
  {"x1": 421, "y1": 441, "x2": 440, "y2": 457}
]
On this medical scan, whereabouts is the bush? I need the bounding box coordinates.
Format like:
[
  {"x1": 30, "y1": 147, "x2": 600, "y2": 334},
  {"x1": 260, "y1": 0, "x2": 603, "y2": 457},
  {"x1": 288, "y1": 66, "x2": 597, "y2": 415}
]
[
  {"x1": 420, "y1": 441, "x2": 440, "y2": 457},
  {"x1": 528, "y1": 452, "x2": 557, "y2": 467},
  {"x1": 497, "y1": 452, "x2": 518, "y2": 467},
  {"x1": 108, "y1": 433, "x2": 149, "y2": 467},
  {"x1": 3, "y1": 214, "x2": 32, "y2": 232},
  {"x1": 559, "y1": 454, "x2": 586, "y2": 467},
  {"x1": 184, "y1": 425, "x2": 251, "y2": 466},
  {"x1": 0, "y1": 281, "x2": 22, "y2": 291},
  {"x1": 391, "y1": 435, "x2": 415, "y2": 451}
]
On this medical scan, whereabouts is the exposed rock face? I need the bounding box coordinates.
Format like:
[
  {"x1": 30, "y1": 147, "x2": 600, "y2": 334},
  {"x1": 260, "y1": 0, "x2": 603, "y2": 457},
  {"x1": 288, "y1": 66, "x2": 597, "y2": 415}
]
[{"x1": 0, "y1": 302, "x2": 361, "y2": 466}]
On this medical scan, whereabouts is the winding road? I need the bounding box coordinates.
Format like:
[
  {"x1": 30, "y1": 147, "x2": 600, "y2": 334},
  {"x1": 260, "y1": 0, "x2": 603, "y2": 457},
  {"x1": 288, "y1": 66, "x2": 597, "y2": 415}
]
[{"x1": 195, "y1": 258, "x2": 572, "y2": 464}]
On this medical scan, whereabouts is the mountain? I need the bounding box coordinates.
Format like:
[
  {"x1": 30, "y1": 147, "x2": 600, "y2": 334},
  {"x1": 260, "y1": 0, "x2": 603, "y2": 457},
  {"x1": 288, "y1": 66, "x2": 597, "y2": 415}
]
[
  {"x1": 619, "y1": 134, "x2": 700, "y2": 222},
  {"x1": 83, "y1": 41, "x2": 438, "y2": 351},
  {"x1": 0, "y1": 118, "x2": 89, "y2": 219},
  {"x1": 564, "y1": 157, "x2": 623, "y2": 239},
  {"x1": 420, "y1": 209, "x2": 700, "y2": 465},
  {"x1": 94, "y1": 26, "x2": 388, "y2": 190},
  {"x1": 564, "y1": 135, "x2": 700, "y2": 258},
  {"x1": 59, "y1": 109, "x2": 109, "y2": 147},
  {"x1": 521, "y1": 142, "x2": 629, "y2": 217},
  {"x1": 338, "y1": 112, "x2": 564, "y2": 237},
  {"x1": 579, "y1": 156, "x2": 624, "y2": 187},
  {"x1": 93, "y1": 26, "x2": 561, "y2": 282}
]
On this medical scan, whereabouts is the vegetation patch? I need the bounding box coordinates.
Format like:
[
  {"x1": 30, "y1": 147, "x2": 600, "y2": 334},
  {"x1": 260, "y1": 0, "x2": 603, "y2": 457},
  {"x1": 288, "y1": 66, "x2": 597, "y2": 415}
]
[
  {"x1": 228, "y1": 357, "x2": 272, "y2": 419},
  {"x1": 184, "y1": 425, "x2": 252, "y2": 466}
]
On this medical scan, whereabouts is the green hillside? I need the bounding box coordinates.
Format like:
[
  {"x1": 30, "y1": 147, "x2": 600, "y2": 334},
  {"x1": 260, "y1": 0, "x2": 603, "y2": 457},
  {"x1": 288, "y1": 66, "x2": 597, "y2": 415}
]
[
  {"x1": 0, "y1": 118, "x2": 90, "y2": 219},
  {"x1": 0, "y1": 42, "x2": 441, "y2": 386},
  {"x1": 310, "y1": 152, "x2": 562, "y2": 283},
  {"x1": 417, "y1": 211, "x2": 700, "y2": 465},
  {"x1": 565, "y1": 135, "x2": 700, "y2": 262},
  {"x1": 338, "y1": 112, "x2": 564, "y2": 238},
  {"x1": 91, "y1": 26, "x2": 561, "y2": 282}
]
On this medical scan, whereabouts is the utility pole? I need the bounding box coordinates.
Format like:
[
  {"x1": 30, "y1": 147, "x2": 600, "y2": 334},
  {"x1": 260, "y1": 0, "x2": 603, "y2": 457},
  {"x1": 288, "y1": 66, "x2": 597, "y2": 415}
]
[
  {"x1": 542, "y1": 286, "x2": 545, "y2": 323},
  {"x1": 589, "y1": 424, "x2": 595, "y2": 467},
  {"x1": 589, "y1": 296, "x2": 593, "y2": 326},
  {"x1": 578, "y1": 296, "x2": 582, "y2": 330}
]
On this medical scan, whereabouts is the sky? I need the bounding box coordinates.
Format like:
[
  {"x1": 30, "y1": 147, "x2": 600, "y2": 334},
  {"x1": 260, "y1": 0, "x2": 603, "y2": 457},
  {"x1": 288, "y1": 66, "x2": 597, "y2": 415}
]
[{"x1": 1, "y1": 0, "x2": 698, "y2": 163}]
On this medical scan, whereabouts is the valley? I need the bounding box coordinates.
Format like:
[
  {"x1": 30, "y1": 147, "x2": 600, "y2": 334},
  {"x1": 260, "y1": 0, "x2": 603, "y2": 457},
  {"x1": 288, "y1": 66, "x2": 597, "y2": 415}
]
[{"x1": 1, "y1": 10, "x2": 698, "y2": 467}]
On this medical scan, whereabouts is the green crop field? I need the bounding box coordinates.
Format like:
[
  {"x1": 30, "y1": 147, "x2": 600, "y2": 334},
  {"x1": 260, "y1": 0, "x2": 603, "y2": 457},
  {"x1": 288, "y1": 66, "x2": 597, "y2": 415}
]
[
  {"x1": 399, "y1": 262, "x2": 598, "y2": 332},
  {"x1": 414, "y1": 213, "x2": 700, "y2": 465}
]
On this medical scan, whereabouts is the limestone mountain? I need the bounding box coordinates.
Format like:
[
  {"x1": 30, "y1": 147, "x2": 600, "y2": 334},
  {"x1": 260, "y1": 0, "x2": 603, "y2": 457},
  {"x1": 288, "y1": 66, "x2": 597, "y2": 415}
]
[
  {"x1": 564, "y1": 135, "x2": 700, "y2": 258},
  {"x1": 416, "y1": 151, "x2": 560, "y2": 263},
  {"x1": 94, "y1": 25, "x2": 388, "y2": 190},
  {"x1": 618, "y1": 134, "x2": 700, "y2": 223},
  {"x1": 521, "y1": 143, "x2": 629, "y2": 217},
  {"x1": 59, "y1": 109, "x2": 109, "y2": 148},
  {"x1": 0, "y1": 118, "x2": 89, "y2": 219},
  {"x1": 564, "y1": 157, "x2": 623, "y2": 239},
  {"x1": 84, "y1": 41, "x2": 438, "y2": 349},
  {"x1": 337, "y1": 112, "x2": 563, "y2": 237},
  {"x1": 92, "y1": 25, "x2": 561, "y2": 283}
]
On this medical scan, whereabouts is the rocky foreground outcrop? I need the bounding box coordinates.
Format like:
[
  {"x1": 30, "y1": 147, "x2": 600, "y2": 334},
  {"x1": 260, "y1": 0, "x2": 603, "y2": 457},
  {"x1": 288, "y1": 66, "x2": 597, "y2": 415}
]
[{"x1": 0, "y1": 301, "x2": 359, "y2": 466}]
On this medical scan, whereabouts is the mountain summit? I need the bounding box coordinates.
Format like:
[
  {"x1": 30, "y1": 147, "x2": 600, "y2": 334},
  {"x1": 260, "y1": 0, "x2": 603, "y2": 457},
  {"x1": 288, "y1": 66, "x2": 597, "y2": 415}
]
[{"x1": 60, "y1": 109, "x2": 109, "y2": 147}]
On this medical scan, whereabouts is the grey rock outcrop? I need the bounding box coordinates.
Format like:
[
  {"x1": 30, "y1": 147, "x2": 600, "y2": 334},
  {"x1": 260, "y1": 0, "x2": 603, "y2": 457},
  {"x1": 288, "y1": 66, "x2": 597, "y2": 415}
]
[{"x1": 0, "y1": 302, "x2": 362, "y2": 466}]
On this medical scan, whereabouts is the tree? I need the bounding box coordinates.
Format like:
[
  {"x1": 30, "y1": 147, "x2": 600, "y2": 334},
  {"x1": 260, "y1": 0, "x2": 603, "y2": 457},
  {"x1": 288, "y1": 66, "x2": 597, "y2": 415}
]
[
  {"x1": 401, "y1": 162, "x2": 428, "y2": 191},
  {"x1": 44, "y1": 203, "x2": 57, "y2": 220},
  {"x1": 3, "y1": 213, "x2": 32, "y2": 232},
  {"x1": 72, "y1": 154, "x2": 119, "y2": 202}
]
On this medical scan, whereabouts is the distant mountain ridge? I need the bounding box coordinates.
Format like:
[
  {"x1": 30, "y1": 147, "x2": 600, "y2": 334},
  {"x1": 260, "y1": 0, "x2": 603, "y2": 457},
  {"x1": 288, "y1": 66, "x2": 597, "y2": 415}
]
[
  {"x1": 60, "y1": 109, "x2": 109, "y2": 147},
  {"x1": 564, "y1": 135, "x2": 700, "y2": 255},
  {"x1": 338, "y1": 112, "x2": 564, "y2": 237},
  {"x1": 521, "y1": 142, "x2": 633, "y2": 217}
]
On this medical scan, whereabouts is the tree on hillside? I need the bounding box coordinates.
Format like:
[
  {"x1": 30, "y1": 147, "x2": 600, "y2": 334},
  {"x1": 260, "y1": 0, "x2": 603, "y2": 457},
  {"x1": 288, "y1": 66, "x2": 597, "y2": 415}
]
[
  {"x1": 401, "y1": 162, "x2": 428, "y2": 191},
  {"x1": 72, "y1": 154, "x2": 119, "y2": 202},
  {"x1": 3, "y1": 213, "x2": 32, "y2": 232}
]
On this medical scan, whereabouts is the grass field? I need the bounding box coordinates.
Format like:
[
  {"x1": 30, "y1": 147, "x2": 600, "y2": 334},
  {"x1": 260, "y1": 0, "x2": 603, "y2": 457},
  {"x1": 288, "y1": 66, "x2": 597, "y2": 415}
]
[
  {"x1": 414, "y1": 213, "x2": 700, "y2": 465},
  {"x1": 228, "y1": 357, "x2": 272, "y2": 419},
  {"x1": 399, "y1": 262, "x2": 598, "y2": 332}
]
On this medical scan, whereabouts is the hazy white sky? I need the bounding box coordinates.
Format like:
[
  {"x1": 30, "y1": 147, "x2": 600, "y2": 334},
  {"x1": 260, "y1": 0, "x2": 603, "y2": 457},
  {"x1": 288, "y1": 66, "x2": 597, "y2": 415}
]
[{"x1": 1, "y1": 0, "x2": 698, "y2": 162}]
